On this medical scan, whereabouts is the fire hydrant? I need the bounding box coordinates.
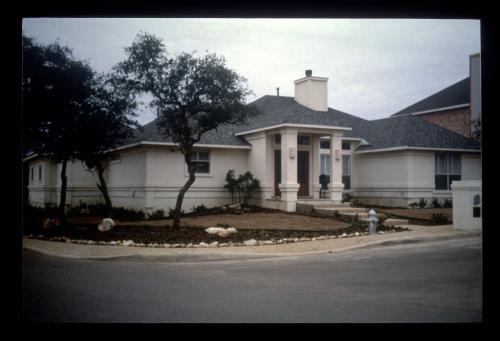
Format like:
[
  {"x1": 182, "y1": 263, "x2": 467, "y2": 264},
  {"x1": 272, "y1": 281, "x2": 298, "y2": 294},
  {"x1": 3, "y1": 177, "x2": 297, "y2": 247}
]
[{"x1": 368, "y1": 209, "x2": 378, "y2": 235}]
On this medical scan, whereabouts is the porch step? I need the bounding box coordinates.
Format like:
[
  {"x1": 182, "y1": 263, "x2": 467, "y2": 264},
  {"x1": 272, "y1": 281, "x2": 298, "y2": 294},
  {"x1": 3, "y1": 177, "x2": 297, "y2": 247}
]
[{"x1": 384, "y1": 218, "x2": 410, "y2": 226}]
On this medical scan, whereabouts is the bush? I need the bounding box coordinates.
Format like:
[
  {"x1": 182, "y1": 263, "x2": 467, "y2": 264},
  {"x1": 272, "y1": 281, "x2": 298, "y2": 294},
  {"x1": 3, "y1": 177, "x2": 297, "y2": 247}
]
[
  {"x1": 193, "y1": 204, "x2": 208, "y2": 214},
  {"x1": 442, "y1": 199, "x2": 453, "y2": 208},
  {"x1": 168, "y1": 208, "x2": 185, "y2": 219},
  {"x1": 431, "y1": 197, "x2": 442, "y2": 208},
  {"x1": 224, "y1": 170, "x2": 260, "y2": 207},
  {"x1": 418, "y1": 198, "x2": 427, "y2": 209},
  {"x1": 148, "y1": 209, "x2": 166, "y2": 220},
  {"x1": 409, "y1": 202, "x2": 419, "y2": 209},
  {"x1": 111, "y1": 207, "x2": 145, "y2": 221},
  {"x1": 342, "y1": 193, "x2": 353, "y2": 203},
  {"x1": 431, "y1": 213, "x2": 448, "y2": 224},
  {"x1": 216, "y1": 223, "x2": 231, "y2": 228}
]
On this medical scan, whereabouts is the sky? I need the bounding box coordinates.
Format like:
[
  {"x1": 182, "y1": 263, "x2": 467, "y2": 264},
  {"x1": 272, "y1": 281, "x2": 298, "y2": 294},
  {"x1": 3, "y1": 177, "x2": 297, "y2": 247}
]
[{"x1": 22, "y1": 18, "x2": 481, "y2": 125}]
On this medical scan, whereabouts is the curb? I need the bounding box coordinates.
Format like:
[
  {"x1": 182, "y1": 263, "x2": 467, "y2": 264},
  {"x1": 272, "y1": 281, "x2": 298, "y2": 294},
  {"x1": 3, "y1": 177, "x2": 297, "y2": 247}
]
[{"x1": 23, "y1": 230, "x2": 481, "y2": 262}]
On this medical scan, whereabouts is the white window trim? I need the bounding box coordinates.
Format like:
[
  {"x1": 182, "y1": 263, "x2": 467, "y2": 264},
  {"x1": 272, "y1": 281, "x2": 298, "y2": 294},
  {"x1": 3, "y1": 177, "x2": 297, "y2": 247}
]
[
  {"x1": 434, "y1": 152, "x2": 462, "y2": 191},
  {"x1": 184, "y1": 150, "x2": 213, "y2": 177}
]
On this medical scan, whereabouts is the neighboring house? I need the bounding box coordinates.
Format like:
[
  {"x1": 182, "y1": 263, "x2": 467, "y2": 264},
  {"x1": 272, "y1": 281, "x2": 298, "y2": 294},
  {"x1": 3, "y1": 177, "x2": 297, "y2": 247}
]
[
  {"x1": 24, "y1": 56, "x2": 481, "y2": 213},
  {"x1": 392, "y1": 53, "x2": 481, "y2": 138}
]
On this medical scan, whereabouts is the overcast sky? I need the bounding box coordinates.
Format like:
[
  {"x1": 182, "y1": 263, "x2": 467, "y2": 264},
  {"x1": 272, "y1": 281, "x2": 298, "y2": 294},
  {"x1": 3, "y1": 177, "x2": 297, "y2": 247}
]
[{"x1": 22, "y1": 18, "x2": 480, "y2": 125}]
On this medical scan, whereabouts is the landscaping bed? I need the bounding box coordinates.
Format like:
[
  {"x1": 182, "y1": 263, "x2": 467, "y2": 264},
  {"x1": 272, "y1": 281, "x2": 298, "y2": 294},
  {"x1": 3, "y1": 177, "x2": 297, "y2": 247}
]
[{"x1": 377, "y1": 208, "x2": 453, "y2": 225}]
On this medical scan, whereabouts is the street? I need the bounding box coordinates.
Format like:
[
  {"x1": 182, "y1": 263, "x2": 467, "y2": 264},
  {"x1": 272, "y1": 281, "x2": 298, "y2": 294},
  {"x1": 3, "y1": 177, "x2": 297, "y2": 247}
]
[{"x1": 22, "y1": 237, "x2": 482, "y2": 323}]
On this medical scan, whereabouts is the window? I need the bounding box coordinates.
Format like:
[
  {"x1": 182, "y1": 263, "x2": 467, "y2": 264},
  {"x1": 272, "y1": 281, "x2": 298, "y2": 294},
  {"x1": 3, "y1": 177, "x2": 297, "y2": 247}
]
[
  {"x1": 342, "y1": 141, "x2": 350, "y2": 150},
  {"x1": 275, "y1": 134, "x2": 281, "y2": 144},
  {"x1": 342, "y1": 155, "x2": 351, "y2": 190},
  {"x1": 191, "y1": 151, "x2": 210, "y2": 174},
  {"x1": 38, "y1": 165, "x2": 42, "y2": 181},
  {"x1": 297, "y1": 135, "x2": 310, "y2": 145},
  {"x1": 320, "y1": 154, "x2": 330, "y2": 175},
  {"x1": 435, "y1": 153, "x2": 461, "y2": 190},
  {"x1": 320, "y1": 140, "x2": 330, "y2": 149}
]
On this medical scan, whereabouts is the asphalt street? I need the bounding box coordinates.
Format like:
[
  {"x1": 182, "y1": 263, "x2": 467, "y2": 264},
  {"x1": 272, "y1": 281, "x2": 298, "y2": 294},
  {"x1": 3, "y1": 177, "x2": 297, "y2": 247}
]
[{"x1": 22, "y1": 237, "x2": 482, "y2": 323}]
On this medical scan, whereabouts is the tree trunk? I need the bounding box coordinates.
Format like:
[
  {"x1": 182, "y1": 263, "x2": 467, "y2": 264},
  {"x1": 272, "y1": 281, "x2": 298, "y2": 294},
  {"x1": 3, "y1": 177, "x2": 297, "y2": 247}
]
[
  {"x1": 172, "y1": 153, "x2": 196, "y2": 230},
  {"x1": 58, "y1": 158, "x2": 68, "y2": 226},
  {"x1": 96, "y1": 163, "x2": 113, "y2": 217}
]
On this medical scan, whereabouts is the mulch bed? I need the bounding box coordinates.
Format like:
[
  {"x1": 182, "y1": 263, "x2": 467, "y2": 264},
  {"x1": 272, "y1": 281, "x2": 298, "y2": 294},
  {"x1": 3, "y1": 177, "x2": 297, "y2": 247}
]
[{"x1": 23, "y1": 222, "x2": 408, "y2": 245}]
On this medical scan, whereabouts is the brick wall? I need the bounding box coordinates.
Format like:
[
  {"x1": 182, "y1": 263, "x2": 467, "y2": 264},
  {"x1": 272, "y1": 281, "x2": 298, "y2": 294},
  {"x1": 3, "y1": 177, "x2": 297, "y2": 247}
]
[{"x1": 418, "y1": 106, "x2": 471, "y2": 137}]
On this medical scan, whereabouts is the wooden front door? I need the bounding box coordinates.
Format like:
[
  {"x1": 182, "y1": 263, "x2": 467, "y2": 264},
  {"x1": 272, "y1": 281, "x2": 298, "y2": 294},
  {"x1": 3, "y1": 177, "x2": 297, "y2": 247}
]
[
  {"x1": 297, "y1": 150, "x2": 309, "y2": 197},
  {"x1": 274, "y1": 150, "x2": 281, "y2": 196}
]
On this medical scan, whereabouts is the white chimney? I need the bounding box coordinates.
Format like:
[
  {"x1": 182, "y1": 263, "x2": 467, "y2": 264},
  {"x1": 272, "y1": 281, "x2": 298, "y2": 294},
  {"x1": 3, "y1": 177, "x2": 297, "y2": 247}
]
[{"x1": 294, "y1": 70, "x2": 329, "y2": 112}]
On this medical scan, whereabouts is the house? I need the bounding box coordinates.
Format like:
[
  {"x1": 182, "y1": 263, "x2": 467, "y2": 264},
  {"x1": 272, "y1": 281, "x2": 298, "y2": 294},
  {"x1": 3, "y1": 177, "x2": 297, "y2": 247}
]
[{"x1": 24, "y1": 56, "x2": 481, "y2": 213}]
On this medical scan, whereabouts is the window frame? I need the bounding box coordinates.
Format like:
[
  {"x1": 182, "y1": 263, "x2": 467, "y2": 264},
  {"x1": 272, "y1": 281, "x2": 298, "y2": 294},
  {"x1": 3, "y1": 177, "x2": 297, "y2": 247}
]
[
  {"x1": 434, "y1": 152, "x2": 461, "y2": 191},
  {"x1": 186, "y1": 150, "x2": 212, "y2": 176}
]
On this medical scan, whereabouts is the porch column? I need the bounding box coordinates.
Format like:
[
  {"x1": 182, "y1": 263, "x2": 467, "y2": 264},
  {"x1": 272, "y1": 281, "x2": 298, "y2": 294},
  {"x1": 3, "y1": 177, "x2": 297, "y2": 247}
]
[
  {"x1": 328, "y1": 131, "x2": 344, "y2": 203},
  {"x1": 278, "y1": 127, "x2": 300, "y2": 212},
  {"x1": 312, "y1": 135, "x2": 322, "y2": 199}
]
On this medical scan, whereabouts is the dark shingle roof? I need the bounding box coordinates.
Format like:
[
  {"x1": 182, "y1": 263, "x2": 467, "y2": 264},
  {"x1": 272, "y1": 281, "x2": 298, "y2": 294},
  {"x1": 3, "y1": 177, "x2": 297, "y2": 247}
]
[
  {"x1": 392, "y1": 77, "x2": 470, "y2": 116},
  {"x1": 123, "y1": 94, "x2": 479, "y2": 152}
]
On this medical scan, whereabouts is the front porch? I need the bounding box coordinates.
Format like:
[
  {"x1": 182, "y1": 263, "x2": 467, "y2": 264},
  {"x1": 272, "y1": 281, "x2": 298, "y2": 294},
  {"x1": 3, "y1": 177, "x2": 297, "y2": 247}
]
[{"x1": 243, "y1": 124, "x2": 351, "y2": 212}]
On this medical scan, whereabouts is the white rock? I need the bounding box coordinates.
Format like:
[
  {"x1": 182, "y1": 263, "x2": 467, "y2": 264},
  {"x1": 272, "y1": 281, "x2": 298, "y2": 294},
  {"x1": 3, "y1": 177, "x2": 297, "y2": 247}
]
[
  {"x1": 198, "y1": 242, "x2": 209, "y2": 247},
  {"x1": 186, "y1": 243, "x2": 193, "y2": 248},
  {"x1": 226, "y1": 227, "x2": 237, "y2": 234},
  {"x1": 299, "y1": 237, "x2": 311, "y2": 242},
  {"x1": 109, "y1": 241, "x2": 117, "y2": 246},
  {"x1": 208, "y1": 241, "x2": 219, "y2": 247},
  {"x1": 98, "y1": 218, "x2": 115, "y2": 232},
  {"x1": 354, "y1": 232, "x2": 360, "y2": 236},
  {"x1": 87, "y1": 240, "x2": 97, "y2": 245},
  {"x1": 243, "y1": 239, "x2": 258, "y2": 246},
  {"x1": 219, "y1": 243, "x2": 229, "y2": 247},
  {"x1": 171, "y1": 244, "x2": 180, "y2": 248},
  {"x1": 261, "y1": 240, "x2": 274, "y2": 245},
  {"x1": 205, "y1": 227, "x2": 238, "y2": 237},
  {"x1": 122, "y1": 240, "x2": 134, "y2": 247},
  {"x1": 163, "y1": 243, "x2": 171, "y2": 248}
]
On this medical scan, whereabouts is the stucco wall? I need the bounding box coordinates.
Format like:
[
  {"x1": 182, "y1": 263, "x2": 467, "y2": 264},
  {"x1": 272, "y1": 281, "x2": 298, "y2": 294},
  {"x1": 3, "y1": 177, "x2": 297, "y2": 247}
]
[
  {"x1": 353, "y1": 150, "x2": 481, "y2": 207},
  {"x1": 452, "y1": 180, "x2": 481, "y2": 230}
]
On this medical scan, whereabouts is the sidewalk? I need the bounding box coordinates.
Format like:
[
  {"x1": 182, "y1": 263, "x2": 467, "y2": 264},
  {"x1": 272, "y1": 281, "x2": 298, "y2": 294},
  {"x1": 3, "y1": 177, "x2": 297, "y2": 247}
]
[{"x1": 22, "y1": 224, "x2": 481, "y2": 262}]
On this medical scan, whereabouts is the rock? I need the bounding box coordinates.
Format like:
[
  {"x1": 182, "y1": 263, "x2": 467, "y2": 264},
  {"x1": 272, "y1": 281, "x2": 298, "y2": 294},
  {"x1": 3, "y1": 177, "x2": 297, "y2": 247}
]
[
  {"x1": 205, "y1": 227, "x2": 238, "y2": 237},
  {"x1": 171, "y1": 244, "x2": 180, "y2": 248},
  {"x1": 163, "y1": 243, "x2": 171, "y2": 248},
  {"x1": 354, "y1": 232, "x2": 360, "y2": 236},
  {"x1": 186, "y1": 243, "x2": 193, "y2": 248},
  {"x1": 122, "y1": 240, "x2": 134, "y2": 247},
  {"x1": 109, "y1": 241, "x2": 117, "y2": 246},
  {"x1": 208, "y1": 241, "x2": 219, "y2": 247},
  {"x1": 198, "y1": 242, "x2": 209, "y2": 247},
  {"x1": 87, "y1": 240, "x2": 97, "y2": 245},
  {"x1": 219, "y1": 243, "x2": 229, "y2": 247},
  {"x1": 98, "y1": 218, "x2": 115, "y2": 232},
  {"x1": 341, "y1": 233, "x2": 347, "y2": 238},
  {"x1": 378, "y1": 231, "x2": 385, "y2": 234},
  {"x1": 243, "y1": 239, "x2": 258, "y2": 246},
  {"x1": 260, "y1": 240, "x2": 274, "y2": 245}
]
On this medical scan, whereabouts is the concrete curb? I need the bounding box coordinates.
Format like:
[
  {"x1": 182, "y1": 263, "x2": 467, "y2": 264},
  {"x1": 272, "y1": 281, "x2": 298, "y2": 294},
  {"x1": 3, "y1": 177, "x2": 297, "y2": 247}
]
[{"x1": 22, "y1": 229, "x2": 481, "y2": 263}]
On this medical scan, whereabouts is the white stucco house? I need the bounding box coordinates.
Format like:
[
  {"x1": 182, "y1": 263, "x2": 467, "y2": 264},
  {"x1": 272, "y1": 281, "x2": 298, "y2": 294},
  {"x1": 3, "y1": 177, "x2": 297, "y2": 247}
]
[{"x1": 24, "y1": 60, "x2": 481, "y2": 214}]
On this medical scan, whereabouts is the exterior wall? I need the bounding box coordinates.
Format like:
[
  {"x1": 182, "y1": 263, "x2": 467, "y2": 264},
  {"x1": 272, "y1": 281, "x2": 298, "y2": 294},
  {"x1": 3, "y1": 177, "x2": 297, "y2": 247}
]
[
  {"x1": 353, "y1": 150, "x2": 481, "y2": 207},
  {"x1": 245, "y1": 133, "x2": 274, "y2": 207},
  {"x1": 27, "y1": 158, "x2": 59, "y2": 207},
  {"x1": 418, "y1": 107, "x2": 471, "y2": 137},
  {"x1": 451, "y1": 180, "x2": 481, "y2": 230}
]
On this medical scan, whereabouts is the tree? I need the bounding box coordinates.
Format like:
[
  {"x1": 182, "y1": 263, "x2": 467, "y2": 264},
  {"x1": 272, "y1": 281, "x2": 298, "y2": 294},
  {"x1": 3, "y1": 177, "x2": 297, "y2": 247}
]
[
  {"x1": 116, "y1": 33, "x2": 258, "y2": 229},
  {"x1": 76, "y1": 73, "x2": 139, "y2": 217},
  {"x1": 23, "y1": 35, "x2": 96, "y2": 224}
]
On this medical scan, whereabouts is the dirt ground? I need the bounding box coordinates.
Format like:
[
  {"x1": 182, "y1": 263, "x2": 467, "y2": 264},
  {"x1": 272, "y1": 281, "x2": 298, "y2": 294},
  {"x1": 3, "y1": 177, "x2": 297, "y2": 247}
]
[
  {"x1": 101, "y1": 213, "x2": 350, "y2": 231},
  {"x1": 378, "y1": 208, "x2": 452, "y2": 222}
]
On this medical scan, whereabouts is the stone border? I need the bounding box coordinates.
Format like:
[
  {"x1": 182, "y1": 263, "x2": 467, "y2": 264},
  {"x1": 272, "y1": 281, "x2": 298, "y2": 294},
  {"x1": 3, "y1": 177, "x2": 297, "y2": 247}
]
[{"x1": 24, "y1": 229, "x2": 402, "y2": 249}]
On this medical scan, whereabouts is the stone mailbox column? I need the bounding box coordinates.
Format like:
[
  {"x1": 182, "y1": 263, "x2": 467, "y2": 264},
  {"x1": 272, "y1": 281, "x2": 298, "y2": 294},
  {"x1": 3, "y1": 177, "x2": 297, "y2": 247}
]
[
  {"x1": 328, "y1": 131, "x2": 344, "y2": 203},
  {"x1": 278, "y1": 127, "x2": 300, "y2": 212}
]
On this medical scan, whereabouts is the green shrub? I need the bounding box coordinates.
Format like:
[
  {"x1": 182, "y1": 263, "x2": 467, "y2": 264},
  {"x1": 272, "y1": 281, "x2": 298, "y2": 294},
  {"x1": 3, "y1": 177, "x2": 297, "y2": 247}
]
[
  {"x1": 431, "y1": 213, "x2": 448, "y2": 224},
  {"x1": 193, "y1": 204, "x2": 208, "y2": 214},
  {"x1": 148, "y1": 209, "x2": 166, "y2": 220},
  {"x1": 224, "y1": 170, "x2": 260, "y2": 207},
  {"x1": 409, "y1": 202, "x2": 419, "y2": 209},
  {"x1": 418, "y1": 198, "x2": 427, "y2": 209},
  {"x1": 431, "y1": 197, "x2": 442, "y2": 208},
  {"x1": 168, "y1": 208, "x2": 185, "y2": 219},
  {"x1": 342, "y1": 193, "x2": 353, "y2": 203},
  {"x1": 442, "y1": 199, "x2": 453, "y2": 208},
  {"x1": 111, "y1": 207, "x2": 145, "y2": 221}
]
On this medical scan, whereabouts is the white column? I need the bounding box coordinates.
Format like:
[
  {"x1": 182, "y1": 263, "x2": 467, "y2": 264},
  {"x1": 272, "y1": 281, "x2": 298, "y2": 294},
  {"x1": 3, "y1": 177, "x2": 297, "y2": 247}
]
[
  {"x1": 329, "y1": 132, "x2": 344, "y2": 202},
  {"x1": 278, "y1": 127, "x2": 300, "y2": 212},
  {"x1": 312, "y1": 135, "x2": 322, "y2": 199}
]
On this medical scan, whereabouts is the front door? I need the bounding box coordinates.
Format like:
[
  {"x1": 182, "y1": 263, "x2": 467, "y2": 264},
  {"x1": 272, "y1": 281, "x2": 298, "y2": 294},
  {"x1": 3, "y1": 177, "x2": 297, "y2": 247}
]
[
  {"x1": 274, "y1": 150, "x2": 281, "y2": 197},
  {"x1": 298, "y1": 150, "x2": 309, "y2": 197}
]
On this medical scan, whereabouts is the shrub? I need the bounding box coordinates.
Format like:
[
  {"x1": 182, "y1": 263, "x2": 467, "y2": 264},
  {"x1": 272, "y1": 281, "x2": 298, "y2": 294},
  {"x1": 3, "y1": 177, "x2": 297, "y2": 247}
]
[
  {"x1": 168, "y1": 208, "x2": 185, "y2": 219},
  {"x1": 431, "y1": 197, "x2": 442, "y2": 208},
  {"x1": 431, "y1": 213, "x2": 448, "y2": 224},
  {"x1": 418, "y1": 198, "x2": 427, "y2": 209},
  {"x1": 193, "y1": 204, "x2": 208, "y2": 214},
  {"x1": 351, "y1": 198, "x2": 361, "y2": 207},
  {"x1": 342, "y1": 193, "x2": 353, "y2": 203},
  {"x1": 442, "y1": 199, "x2": 453, "y2": 208},
  {"x1": 224, "y1": 170, "x2": 260, "y2": 207},
  {"x1": 111, "y1": 207, "x2": 145, "y2": 221},
  {"x1": 216, "y1": 223, "x2": 231, "y2": 228},
  {"x1": 148, "y1": 209, "x2": 166, "y2": 220},
  {"x1": 409, "y1": 202, "x2": 419, "y2": 209}
]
